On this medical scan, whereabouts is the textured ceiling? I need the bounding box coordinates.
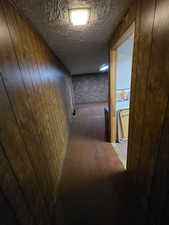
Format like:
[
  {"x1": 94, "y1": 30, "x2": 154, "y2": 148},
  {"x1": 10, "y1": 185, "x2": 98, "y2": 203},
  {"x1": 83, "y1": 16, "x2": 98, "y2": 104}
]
[{"x1": 13, "y1": 0, "x2": 132, "y2": 75}]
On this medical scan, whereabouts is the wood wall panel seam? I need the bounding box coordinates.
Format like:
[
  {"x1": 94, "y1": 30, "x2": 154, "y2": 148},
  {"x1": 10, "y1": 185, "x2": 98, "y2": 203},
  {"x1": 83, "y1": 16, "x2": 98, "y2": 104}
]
[
  {"x1": 136, "y1": 0, "x2": 157, "y2": 183},
  {"x1": 3, "y1": 4, "x2": 58, "y2": 207},
  {"x1": 9, "y1": 0, "x2": 70, "y2": 75},
  {"x1": 109, "y1": 0, "x2": 169, "y2": 224},
  {"x1": 0, "y1": 0, "x2": 73, "y2": 224},
  {"x1": 0, "y1": 67, "x2": 44, "y2": 224},
  {"x1": 148, "y1": 97, "x2": 169, "y2": 225},
  {"x1": 0, "y1": 187, "x2": 21, "y2": 225},
  {"x1": 0, "y1": 141, "x2": 37, "y2": 225},
  {"x1": 131, "y1": 0, "x2": 157, "y2": 176}
]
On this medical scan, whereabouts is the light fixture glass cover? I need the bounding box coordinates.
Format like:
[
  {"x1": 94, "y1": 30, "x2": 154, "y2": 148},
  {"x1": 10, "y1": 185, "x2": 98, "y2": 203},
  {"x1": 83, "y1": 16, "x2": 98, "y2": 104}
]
[{"x1": 69, "y1": 8, "x2": 90, "y2": 26}]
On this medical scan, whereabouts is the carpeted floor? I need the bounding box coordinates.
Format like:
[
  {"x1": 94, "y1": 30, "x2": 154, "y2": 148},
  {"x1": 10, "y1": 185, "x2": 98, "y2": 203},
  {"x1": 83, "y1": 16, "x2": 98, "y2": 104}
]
[{"x1": 54, "y1": 103, "x2": 145, "y2": 225}]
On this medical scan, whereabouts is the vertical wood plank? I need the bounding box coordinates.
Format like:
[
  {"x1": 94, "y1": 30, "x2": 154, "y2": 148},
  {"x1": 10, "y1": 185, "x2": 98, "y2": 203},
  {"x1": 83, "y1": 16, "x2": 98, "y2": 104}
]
[
  {"x1": 144, "y1": 0, "x2": 169, "y2": 223},
  {"x1": 0, "y1": 0, "x2": 73, "y2": 224},
  {"x1": 128, "y1": 0, "x2": 157, "y2": 179},
  {"x1": 0, "y1": 142, "x2": 34, "y2": 225},
  {"x1": 109, "y1": 49, "x2": 117, "y2": 143},
  {"x1": 110, "y1": 0, "x2": 169, "y2": 224}
]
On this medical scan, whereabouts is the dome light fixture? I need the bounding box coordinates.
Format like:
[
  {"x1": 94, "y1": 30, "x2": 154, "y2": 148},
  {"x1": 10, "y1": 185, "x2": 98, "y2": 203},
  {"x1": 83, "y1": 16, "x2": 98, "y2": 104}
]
[{"x1": 69, "y1": 8, "x2": 90, "y2": 26}]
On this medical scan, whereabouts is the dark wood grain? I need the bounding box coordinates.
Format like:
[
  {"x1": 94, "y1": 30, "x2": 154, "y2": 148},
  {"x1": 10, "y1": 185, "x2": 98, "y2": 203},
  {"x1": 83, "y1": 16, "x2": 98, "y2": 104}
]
[
  {"x1": 109, "y1": 0, "x2": 169, "y2": 224},
  {"x1": 0, "y1": 190, "x2": 19, "y2": 225},
  {"x1": 0, "y1": 0, "x2": 73, "y2": 224},
  {"x1": 129, "y1": 0, "x2": 157, "y2": 184},
  {"x1": 144, "y1": 0, "x2": 169, "y2": 224},
  {"x1": 0, "y1": 141, "x2": 34, "y2": 225}
]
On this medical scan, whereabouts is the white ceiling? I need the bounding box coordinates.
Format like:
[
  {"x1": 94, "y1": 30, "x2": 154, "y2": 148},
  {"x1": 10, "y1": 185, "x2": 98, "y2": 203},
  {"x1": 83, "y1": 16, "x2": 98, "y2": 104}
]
[{"x1": 13, "y1": 0, "x2": 132, "y2": 75}]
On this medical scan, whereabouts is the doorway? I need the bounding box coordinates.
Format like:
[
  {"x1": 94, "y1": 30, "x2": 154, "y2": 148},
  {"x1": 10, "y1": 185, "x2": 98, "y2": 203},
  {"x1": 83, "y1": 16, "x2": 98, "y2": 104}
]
[{"x1": 109, "y1": 24, "x2": 135, "y2": 168}]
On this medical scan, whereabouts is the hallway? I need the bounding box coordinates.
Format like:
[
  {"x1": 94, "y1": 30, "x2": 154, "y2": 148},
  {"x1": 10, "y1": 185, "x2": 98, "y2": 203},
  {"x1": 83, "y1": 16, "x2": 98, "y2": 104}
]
[
  {"x1": 1, "y1": 1, "x2": 169, "y2": 225},
  {"x1": 56, "y1": 103, "x2": 143, "y2": 225}
]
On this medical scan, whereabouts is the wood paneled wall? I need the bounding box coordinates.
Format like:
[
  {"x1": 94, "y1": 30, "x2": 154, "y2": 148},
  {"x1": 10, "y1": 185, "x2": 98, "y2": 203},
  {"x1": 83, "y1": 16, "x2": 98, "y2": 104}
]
[
  {"x1": 0, "y1": 1, "x2": 74, "y2": 224},
  {"x1": 110, "y1": 0, "x2": 169, "y2": 224}
]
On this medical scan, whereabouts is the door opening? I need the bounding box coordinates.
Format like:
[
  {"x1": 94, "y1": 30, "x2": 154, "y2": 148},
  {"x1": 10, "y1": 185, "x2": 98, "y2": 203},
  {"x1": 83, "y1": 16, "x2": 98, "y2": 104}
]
[{"x1": 109, "y1": 24, "x2": 135, "y2": 168}]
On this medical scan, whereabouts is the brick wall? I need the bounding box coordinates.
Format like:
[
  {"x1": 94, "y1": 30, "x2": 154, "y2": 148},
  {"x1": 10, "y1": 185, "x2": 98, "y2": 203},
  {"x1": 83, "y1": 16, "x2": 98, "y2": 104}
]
[{"x1": 72, "y1": 73, "x2": 108, "y2": 104}]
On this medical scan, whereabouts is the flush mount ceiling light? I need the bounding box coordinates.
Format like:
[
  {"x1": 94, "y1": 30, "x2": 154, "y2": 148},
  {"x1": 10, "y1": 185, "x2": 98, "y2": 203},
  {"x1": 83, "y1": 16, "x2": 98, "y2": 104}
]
[
  {"x1": 69, "y1": 8, "x2": 90, "y2": 26},
  {"x1": 99, "y1": 64, "x2": 109, "y2": 72}
]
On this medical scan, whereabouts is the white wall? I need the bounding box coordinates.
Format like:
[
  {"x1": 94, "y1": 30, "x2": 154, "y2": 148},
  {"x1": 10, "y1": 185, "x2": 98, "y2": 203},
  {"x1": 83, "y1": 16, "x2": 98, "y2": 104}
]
[{"x1": 116, "y1": 36, "x2": 134, "y2": 110}]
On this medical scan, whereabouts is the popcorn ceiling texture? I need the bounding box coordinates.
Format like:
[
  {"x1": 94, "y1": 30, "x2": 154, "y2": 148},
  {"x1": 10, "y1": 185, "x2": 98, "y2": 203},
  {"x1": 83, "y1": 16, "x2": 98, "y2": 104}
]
[
  {"x1": 72, "y1": 73, "x2": 108, "y2": 104},
  {"x1": 13, "y1": 0, "x2": 132, "y2": 75}
]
